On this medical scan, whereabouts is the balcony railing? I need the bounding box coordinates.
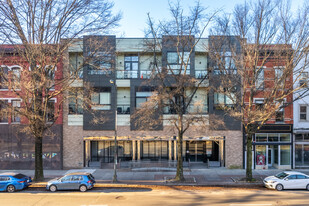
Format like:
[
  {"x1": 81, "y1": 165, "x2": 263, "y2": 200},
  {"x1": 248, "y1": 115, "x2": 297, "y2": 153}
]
[
  {"x1": 140, "y1": 71, "x2": 152, "y2": 79},
  {"x1": 116, "y1": 70, "x2": 138, "y2": 79},
  {"x1": 195, "y1": 70, "x2": 208, "y2": 79},
  {"x1": 117, "y1": 104, "x2": 130, "y2": 114}
]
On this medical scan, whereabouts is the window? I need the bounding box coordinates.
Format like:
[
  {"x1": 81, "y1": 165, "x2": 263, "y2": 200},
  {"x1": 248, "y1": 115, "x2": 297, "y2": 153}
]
[
  {"x1": 214, "y1": 92, "x2": 235, "y2": 109},
  {"x1": 46, "y1": 99, "x2": 55, "y2": 122},
  {"x1": 275, "y1": 101, "x2": 284, "y2": 122},
  {"x1": 11, "y1": 100, "x2": 21, "y2": 123},
  {"x1": 213, "y1": 52, "x2": 236, "y2": 75},
  {"x1": 300, "y1": 105, "x2": 307, "y2": 121},
  {"x1": 0, "y1": 100, "x2": 9, "y2": 123},
  {"x1": 88, "y1": 52, "x2": 112, "y2": 75},
  {"x1": 69, "y1": 53, "x2": 83, "y2": 79},
  {"x1": 299, "y1": 72, "x2": 308, "y2": 87},
  {"x1": 91, "y1": 88, "x2": 111, "y2": 110},
  {"x1": 68, "y1": 88, "x2": 83, "y2": 114},
  {"x1": 0, "y1": 67, "x2": 8, "y2": 89},
  {"x1": 46, "y1": 67, "x2": 55, "y2": 90},
  {"x1": 136, "y1": 91, "x2": 152, "y2": 108},
  {"x1": 11, "y1": 67, "x2": 21, "y2": 89},
  {"x1": 167, "y1": 52, "x2": 190, "y2": 75},
  {"x1": 61, "y1": 176, "x2": 71, "y2": 182},
  {"x1": 256, "y1": 68, "x2": 264, "y2": 89},
  {"x1": 254, "y1": 99, "x2": 264, "y2": 111},
  {"x1": 275, "y1": 67, "x2": 284, "y2": 86}
]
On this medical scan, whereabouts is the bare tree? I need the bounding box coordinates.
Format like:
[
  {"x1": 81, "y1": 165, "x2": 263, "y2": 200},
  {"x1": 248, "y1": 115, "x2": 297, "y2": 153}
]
[
  {"x1": 0, "y1": 0, "x2": 121, "y2": 181},
  {"x1": 132, "y1": 1, "x2": 218, "y2": 182},
  {"x1": 209, "y1": 0, "x2": 309, "y2": 181}
]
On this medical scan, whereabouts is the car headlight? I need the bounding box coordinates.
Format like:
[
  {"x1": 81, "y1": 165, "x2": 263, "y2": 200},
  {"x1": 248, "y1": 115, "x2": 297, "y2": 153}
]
[{"x1": 268, "y1": 181, "x2": 277, "y2": 184}]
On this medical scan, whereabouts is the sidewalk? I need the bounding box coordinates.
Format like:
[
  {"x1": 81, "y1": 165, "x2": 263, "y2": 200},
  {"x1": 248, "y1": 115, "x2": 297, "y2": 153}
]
[{"x1": 2, "y1": 167, "x2": 309, "y2": 188}]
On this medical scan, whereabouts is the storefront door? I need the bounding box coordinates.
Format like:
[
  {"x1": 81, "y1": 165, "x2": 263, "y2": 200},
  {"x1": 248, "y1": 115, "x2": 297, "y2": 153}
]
[{"x1": 268, "y1": 147, "x2": 274, "y2": 167}]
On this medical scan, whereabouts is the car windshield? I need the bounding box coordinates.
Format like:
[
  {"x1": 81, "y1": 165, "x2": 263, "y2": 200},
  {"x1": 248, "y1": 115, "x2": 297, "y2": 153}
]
[
  {"x1": 13, "y1": 174, "x2": 27, "y2": 179},
  {"x1": 275, "y1": 172, "x2": 289, "y2": 179}
]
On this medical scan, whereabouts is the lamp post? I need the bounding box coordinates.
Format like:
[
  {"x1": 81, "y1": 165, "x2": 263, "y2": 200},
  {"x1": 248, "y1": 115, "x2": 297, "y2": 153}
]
[{"x1": 110, "y1": 79, "x2": 117, "y2": 183}]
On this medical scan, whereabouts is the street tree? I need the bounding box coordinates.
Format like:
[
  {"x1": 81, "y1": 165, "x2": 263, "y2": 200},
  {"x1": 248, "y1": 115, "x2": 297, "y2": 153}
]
[
  {"x1": 0, "y1": 0, "x2": 121, "y2": 181},
  {"x1": 209, "y1": 0, "x2": 309, "y2": 180}
]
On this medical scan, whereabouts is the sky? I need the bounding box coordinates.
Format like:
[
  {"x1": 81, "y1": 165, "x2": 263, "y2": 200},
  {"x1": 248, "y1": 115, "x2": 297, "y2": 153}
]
[{"x1": 111, "y1": 0, "x2": 306, "y2": 37}]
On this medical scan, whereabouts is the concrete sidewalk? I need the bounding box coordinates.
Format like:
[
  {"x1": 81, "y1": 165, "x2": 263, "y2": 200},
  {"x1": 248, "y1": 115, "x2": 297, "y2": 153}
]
[{"x1": 2, "y1": 168, "x2": 309, "y2": 188}]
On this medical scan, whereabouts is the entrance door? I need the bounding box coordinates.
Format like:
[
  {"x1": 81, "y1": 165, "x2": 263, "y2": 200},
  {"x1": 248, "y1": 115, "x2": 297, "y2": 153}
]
[{"x1": 268, "y1": 147, "x2": 274, "y2": 167}]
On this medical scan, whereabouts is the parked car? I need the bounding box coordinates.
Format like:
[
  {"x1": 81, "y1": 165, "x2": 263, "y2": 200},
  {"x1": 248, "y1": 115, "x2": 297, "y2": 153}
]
[
  {"x1": 264, "y1": 171, "x2": 309, "y2": 191},
  {"x1": 0, "y1": 173, "x2": 32, "y2": 192},
  {"x1": 46, "y1": 172, "x2": 95, "y2": 192}
]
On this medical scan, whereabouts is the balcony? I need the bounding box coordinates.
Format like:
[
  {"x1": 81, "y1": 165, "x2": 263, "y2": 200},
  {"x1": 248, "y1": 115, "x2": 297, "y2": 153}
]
[{"x1": 116, "y1": 70, "x2": 138, "y2": 79}]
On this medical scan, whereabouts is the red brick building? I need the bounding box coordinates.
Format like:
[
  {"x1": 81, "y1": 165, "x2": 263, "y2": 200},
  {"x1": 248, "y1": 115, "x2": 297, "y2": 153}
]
[
  {"x1": 244, "y1": 45, "x2": 294, "y2": 170},
  {"x1": 0, "y1": 45, "x2": 63, "y2": 169}
]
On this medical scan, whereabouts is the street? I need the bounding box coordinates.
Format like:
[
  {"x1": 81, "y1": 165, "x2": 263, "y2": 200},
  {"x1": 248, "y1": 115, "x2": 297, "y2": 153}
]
[{"x1": 1, "y1": 187, "x2": 309, "y2": 206}]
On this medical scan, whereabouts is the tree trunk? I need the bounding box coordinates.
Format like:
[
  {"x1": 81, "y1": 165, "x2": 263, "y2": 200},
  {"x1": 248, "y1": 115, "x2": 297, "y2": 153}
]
[
  {"x1": 246, "y1": 133, "x2": 253, "y2": 181},
  {"x1": 34, "y1": 136, "x2": 44, "y2": 181},
  {"x1": 175, "y1": 131, "x2": 185, "y2": 181}
]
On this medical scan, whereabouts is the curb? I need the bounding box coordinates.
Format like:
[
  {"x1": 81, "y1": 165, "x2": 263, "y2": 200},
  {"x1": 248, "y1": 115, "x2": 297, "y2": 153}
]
[{"x1": 29, "y1": 182, "x2": 264, "y2": 189}]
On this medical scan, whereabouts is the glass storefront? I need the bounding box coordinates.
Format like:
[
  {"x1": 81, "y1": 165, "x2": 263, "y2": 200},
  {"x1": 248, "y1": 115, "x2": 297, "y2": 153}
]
[
  {"x1": 295, "y1": 133, "x2": 309, "y2": 168},
  {"x1": 91, "y1": 140, "x2": 132, "y2": 163},
  {"x1": 254, "y1": 133, "x2": 292, "y2": 169},
  {"x1": 141, "y1": 141, "x2": 168, "y2": 160},
  {"x1": 88, "y1": 139, "x2": 222, "y2": 165}
]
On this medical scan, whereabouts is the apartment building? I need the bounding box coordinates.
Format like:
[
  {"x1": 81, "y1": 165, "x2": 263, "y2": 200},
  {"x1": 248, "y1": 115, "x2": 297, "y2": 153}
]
[
  {"x1": 0, "y1": 46, "x2": 63, "y2": 169},
  {"x1": 63, "y1": 36, "x2": 243, "y2": 169}
]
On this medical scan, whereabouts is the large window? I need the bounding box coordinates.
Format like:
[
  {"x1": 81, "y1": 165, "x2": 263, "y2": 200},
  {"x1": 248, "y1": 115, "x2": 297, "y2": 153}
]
[
  {"x1": 91, "y1": 88, "x2": 111, "y2": 110},
  {"x1": 0, "y1": 67, "x2": 8, "y2": 89},
  {"x1": 280, "y1": 145, "x2": 291, "y2": 165},
  {"x1": 68, "y1": 88, "x2": 83, "y2": 114},
  {"x1": 214, "y1": 92, "x2": 235, "y2": 110},
  {"x1": 122, "y1": 55, "x2": 138, "y2": 78},
  {"x1": 88, "y1": 52, "x2": 112, "y2": 75},
  {"x1": 0, "y1": 100, "x2": 9, "y2": 123},
  {"x1": 167, "y1": 52, "x2": 190, "y2": 75},
  {"x1": 300, "y1": 105, "x2": 307, "y2": 121},
  {"x1": 136, "y1": 88, "x2": 154, "y2": 108},
  {"x1": 11, "y1": 100, "x2": 21, "y2": 123}
]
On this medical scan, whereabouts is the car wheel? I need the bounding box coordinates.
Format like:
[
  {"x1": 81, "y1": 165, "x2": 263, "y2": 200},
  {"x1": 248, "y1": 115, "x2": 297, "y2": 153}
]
[
  {"x1": 79, "y1": 185, "x2": 87, "y2": 192},
  {"x1": 276, "y1": 184, "x2": 284, "y2": 191},
  {"x1": 306, "y1": 184, "x2": 309, "y2": 191},
  {"x1": 7, "y1": 185, "x2": 16, "y2": 193},
  {"x1": 49, "y1": 185, "x2": 57, "y2": 192}
]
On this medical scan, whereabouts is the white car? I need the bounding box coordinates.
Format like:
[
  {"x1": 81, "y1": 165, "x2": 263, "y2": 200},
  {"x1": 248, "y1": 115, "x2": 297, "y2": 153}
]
[{"x1": 264, "y1": 171, "x2": 309, "y2": 191}]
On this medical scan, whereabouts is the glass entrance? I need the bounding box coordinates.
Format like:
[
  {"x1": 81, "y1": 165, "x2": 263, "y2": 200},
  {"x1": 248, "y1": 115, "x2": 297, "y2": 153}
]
[{"x1": 186, "y1": 141, "x2": 219, "y2": 162}]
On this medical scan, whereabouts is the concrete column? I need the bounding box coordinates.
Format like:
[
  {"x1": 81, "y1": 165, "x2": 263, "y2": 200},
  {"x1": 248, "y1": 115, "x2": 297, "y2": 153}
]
[
  {"x1": 137, "y1": 140, "x2": 141, "y2": 160},
  {"x1": 168, "y1": 140, "x2": 172, "y2": 160},
  {"x1": 84, "y1": 140, "x2": 91, "y2": 167},
  {"x1": 132, "y1": 140, "x2": 136, "y2": 160},
  {"x1": 174, "y1": 140, "x2": 177, "y2": 161}
]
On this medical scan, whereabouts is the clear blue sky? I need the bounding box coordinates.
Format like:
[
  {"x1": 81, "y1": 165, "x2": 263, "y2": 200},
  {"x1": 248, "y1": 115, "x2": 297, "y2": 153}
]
[{"x1": 112, "y1": 0, "x2": 305, "y2": 37}]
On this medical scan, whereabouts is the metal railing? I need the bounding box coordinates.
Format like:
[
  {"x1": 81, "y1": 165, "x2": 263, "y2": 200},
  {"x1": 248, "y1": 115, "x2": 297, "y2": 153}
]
[{"x1": 116, "y1": 70, "x2": 138, "y2": 79}]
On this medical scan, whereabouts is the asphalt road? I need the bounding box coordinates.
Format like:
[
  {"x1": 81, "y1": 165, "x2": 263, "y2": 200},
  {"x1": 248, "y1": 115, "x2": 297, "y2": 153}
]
[{"x1": 1, "y1": 187, "x2": 309, "y2": 206}]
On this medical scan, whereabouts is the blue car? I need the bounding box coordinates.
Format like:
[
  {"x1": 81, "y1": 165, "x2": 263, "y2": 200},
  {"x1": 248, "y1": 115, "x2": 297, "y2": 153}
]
[
  {"x1": 0, "y1": 173, "x2": 32, "y2": 192},
  {"x1": 46, "y1": 172, "x2": 95, "y2": 192}
]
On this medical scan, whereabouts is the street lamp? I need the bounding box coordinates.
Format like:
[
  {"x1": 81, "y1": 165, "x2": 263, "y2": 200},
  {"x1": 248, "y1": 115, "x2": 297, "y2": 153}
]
[{"x1": 110, "y1": 79, "x2": 117, "y2": 183}]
